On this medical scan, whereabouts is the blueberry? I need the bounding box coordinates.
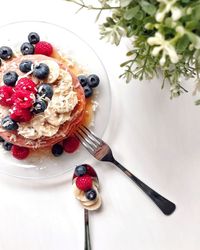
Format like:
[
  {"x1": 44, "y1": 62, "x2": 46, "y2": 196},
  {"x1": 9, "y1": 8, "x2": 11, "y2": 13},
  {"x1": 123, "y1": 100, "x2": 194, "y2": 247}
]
[
  {"x1": 32, "y1": 100, "x2": 47, "y2": 114},
  {"x1": 75, "y1": 165, "x2": 87, "y2": 176},
  {"x1": 0, "y1": 136, "x2": 4, "y2": 142},
  {"x1": 87, "y1": 74, "x2": 100, "y2": 88},
  {"x1": 1, "y1": 116, "x2": 18, "y2": 130},
  {"x1": 3, "y1": 71, "x2": 18, "y2": 86},
  {"x1": 19, "y1": 60, "x2": 33, "y2": 73},
  {"x1": 2, "y1": 141, "x2": 13, "y2": 151},
  {"x1": 52, "y1": 144, "x2": 63, "y2": 157},
  {"x1": 28, "y1": 32, "x2": 40, "y2": 44},
  {"x1": 0, "y1": 46, "x2": 13, "y2": 60},
  {"x1": 86, "y1": 189, "x2": 97, "y2": 201},
  {"x1": 20, "y1": 42, "x2": 34, "y2": 55},
  {"x1": 83, "y1": 85, "x2": 93, "y2": 98},
  {"x1": 78, "y1": 75, "x2": 88, "y2": 87},
  {"x1": 37, "y1": 83, "x2": 53, "y2": 99},
  {"x1": 33, "y1": 63, "x2": 49, "y2": 79}
]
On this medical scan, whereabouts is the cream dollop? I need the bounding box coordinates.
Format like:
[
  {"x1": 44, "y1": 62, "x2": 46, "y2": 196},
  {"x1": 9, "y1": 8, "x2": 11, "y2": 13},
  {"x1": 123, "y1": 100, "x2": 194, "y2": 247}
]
[
  {"x1": 17, "y1": 69, "x2": 78, "y2": 139},
  {"x1": 73, "y1": 178, "x2": 102, "y2": 211}
]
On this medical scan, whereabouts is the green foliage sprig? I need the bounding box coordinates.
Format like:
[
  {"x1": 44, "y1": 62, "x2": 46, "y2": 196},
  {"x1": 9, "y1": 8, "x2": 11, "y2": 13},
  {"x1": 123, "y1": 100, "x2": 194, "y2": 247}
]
[{"x1": 66, "y1": 0, "x2": 200, "y2": 103}]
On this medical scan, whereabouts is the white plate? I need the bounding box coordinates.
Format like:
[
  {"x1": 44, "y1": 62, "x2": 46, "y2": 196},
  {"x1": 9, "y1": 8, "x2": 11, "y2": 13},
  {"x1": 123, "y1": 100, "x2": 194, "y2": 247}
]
[{"x1": 0, "y1": 21, "x2": 111, "y2": 179}]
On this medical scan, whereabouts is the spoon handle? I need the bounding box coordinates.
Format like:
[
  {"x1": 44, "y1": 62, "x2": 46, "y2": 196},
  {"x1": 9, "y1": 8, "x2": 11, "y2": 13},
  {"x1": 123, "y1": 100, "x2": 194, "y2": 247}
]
[{"x1": 84, "y1": 209, "x2": 91, "y2": 250}]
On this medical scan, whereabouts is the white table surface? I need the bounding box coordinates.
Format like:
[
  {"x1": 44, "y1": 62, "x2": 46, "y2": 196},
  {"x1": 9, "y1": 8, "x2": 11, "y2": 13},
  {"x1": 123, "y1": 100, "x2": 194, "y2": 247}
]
[{"x1": 0, "y1": 1, "x2": 200, "y2": 249}]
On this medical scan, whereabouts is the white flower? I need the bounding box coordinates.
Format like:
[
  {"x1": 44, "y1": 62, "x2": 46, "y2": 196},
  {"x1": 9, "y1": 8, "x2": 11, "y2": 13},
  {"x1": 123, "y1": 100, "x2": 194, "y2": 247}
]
[
  {"x1": 156, "y1": 0, "x2": 182, "y2": 22},
  {"x1": 175, "y1": 26, "x2": 185, "y2": 36},
  {"x1": 147, "y1": 32, "x2": 179, "y2": 66},
  {"x1": 171, "y1": 6, "x2": 182, "y2": 21}
]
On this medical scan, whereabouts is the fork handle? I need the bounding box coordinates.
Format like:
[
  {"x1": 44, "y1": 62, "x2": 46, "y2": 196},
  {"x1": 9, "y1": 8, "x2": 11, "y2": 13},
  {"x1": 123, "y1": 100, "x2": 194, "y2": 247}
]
[{"x1": 112, "y1": 159, "x2": 176, "y2": 215}]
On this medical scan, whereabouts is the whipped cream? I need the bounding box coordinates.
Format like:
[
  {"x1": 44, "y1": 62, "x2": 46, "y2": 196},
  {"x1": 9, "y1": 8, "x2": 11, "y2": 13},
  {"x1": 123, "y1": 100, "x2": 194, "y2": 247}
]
[
  {"x1": 17, "y1": 68, "x2": 78, "y2": 139},
  {"x1": 73, "y1": 178, "x2": 102, "y2": 211}
]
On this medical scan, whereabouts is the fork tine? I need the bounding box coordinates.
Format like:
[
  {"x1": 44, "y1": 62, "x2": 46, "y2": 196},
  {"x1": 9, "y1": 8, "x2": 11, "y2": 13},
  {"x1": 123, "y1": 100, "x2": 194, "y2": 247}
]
[
  {"x1": 77, "y1": 128, "x2": 99, "y2": 150},
  {"x1": 75, "y1": 132, "x2": 95, "y2": 155},
  {"x1": 78, "y1": 127, "x2": 101, "y2": 148},
  {"x1": 80, "y1": 125, "x2": 103, "y2": 145}
]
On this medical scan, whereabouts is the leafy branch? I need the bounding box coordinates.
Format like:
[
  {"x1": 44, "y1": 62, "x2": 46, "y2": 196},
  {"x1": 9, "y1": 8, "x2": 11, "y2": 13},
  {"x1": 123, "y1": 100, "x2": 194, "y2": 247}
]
[{"x1": 66, "y1": 0, "x2": 200, "y2": 104}]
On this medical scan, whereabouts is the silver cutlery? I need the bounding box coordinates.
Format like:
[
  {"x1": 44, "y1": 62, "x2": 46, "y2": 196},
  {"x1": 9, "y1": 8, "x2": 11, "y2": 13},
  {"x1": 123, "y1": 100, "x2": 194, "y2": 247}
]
[
  {"x1": 84, "y1": 209, "x2": 91, "y2": 250},
  {"x1": 75, "y1": 125, "x2": 176, "y2": 215}
]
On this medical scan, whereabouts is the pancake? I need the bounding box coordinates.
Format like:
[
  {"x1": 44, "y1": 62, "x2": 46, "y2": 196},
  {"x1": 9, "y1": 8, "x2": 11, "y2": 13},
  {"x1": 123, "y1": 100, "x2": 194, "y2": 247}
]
[{"x1": 0, "y1": 54, "x2": 85, "y2": 148}]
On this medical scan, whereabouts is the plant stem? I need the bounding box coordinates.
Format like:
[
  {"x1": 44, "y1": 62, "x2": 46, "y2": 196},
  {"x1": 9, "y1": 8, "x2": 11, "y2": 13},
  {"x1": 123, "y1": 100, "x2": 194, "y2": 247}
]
[
  {"x1": 65, "y1": 0, "x2": 120, "y2": 10},
  {"x1": 140, "y1": 46, "x2": 151, "y2": 79}
]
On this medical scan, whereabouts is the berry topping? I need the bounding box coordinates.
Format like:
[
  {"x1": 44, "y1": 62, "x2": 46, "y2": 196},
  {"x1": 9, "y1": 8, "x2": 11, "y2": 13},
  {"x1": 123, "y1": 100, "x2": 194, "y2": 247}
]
[
  {"x1": 0, "y1": 86, "x2": 14, "y2": 107},
  {"x1": 2, "y1": 141, "x2": 13, "y2": 151},
  {"x1": 10, "y1": 107, "x2": 32, "y2": 122},
  {"x1": 20, "y1": 42, "x2": 34, "y2": 55},
  {"x1": 28, "y1": 32, "x2": 40, "y2": 44},
  {"x1": 51, "y1": 144, "x2": 63, "y2": 157},
  {"x1": 0, "y1": 136, "x2": 4, "y2": 143},
  {"x1": 83, "y1": 85, "x2": 93, "y2": 98},
  {"x1": 19, "y1": 60, "x2": 33, "y2": 73},
  {"x1": 0, "y1": 46, "x2": 13, "y2": 60},
  {"x1": 76, "y1": 175, "x2": 92, "y2": 191},
  {"x1": 15, "y1": 78, "x2": 37, "y2": 94},
  {"x1": 12, "y1": 90, "x2": 35, "y2": 109},
  {"x1": 3, "y1": 71, "x2": 18, "y2": 86},
  {"x1": 1, "y1": 116, "x2": 18, "y2": 130},
  {"x1": 35, "y1": 41, "x2": 53, "y2": 56},
  {"x1": 37, "y1": 83, "x2": 53, "y2": 99},
  {"x1": 84, "y1": 164, "x2": 97, "y2": 178},
  {"x1": 87, "y1": 74, "x2": 100, "y2": 88},
  {"x1": 33, "y1": 63, "x2": 49, "y2": 79},
  {"x1": 75, "y1": 165, "x2": 87, "y2": 177},
  {"x1": 78, "y1": 75, "x2": 88, "y2": 87},
  {"x1": 63, "y1": 136, "x2": 80, "y2": 153},
  {"x1": 11, "y1": 145, "x2": 30, "y2": 160},
  {"x1": 73, "y1": 164, "x2": 97, "y2": 179},
  {"x1": 32, "y1": 100, "x2": 47, "y2": 114},
  {"x1": 86, "y1": 189, "x2": 97, "y2": 201}
]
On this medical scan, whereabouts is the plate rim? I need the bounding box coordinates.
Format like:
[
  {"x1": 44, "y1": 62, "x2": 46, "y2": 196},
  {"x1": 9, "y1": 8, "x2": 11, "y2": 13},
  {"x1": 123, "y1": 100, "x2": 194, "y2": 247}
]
[{"x1": 0, "y1": 19, "x2": 112, "y2": 180}]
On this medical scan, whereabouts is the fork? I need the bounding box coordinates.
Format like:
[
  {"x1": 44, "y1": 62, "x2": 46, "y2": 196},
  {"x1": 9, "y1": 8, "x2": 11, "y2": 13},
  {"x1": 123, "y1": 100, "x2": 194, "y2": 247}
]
[{"x1": 75, "y1": 125, "x2": 176, "y2": 215}]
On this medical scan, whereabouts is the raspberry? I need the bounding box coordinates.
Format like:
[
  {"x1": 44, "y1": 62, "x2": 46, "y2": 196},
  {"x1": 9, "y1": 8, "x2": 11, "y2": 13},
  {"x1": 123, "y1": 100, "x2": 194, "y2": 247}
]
[
  {"x1": 85, "y1": 164, "x2": 97, "y2": 178},
  {"x1": 0, "y1": 86, "x2": 14, "y2": 107},
  {"x1": 12, "y1": 90, "x2": 35, "y2": 109},
  {"x1": 10, "y1": 106, "x2": 32, "y2": 122},
  {"x1": 76, "y1": 175, "x2": 92, "y2": 191},
  {"x1": 63, "y1": 136, "x2": 80, "y2": 153},
  {"x1": 15, "y1": 78, "x2": 37, "y2": 94},
  {"x1": 11, "y1": 145, "x2": 30, "y2": 160},
  {"x1": 34, "y1": 41, "x2": 53, "y2": 56}
]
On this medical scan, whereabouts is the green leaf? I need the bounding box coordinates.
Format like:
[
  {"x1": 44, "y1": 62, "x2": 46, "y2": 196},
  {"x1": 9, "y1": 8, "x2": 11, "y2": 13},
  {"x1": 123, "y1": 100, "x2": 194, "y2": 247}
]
[
  {"x1": 120, "y1": 60, "x2": 133, "y2": 67},
  {"x1": 195, "y1": 99, "x2": 200, "y2": 105},
  {"x1": 186, "y1": 20, "x2": 199, "y2": 30},
  {"x1": 193, "y1": 5, "x2": 200, "y2": 20},
  {"x1": 120, "y1": 0, "x2": 132, "y2": 7},
  {"x1": 186, "y1": 31, "x2": 200, "y2": 49},
  {"x1": 126, "y1": 49, "x2": 137, "y2": 56},
  {"x1": 124, "y1": 6, "x2": 140, "y2": 20},
  {"x1": 181, "y1": 0, "x2": 190, "y2": 3},
  {"x1": 134, "y1": 10, "x2": 144, "y2": 20},
  {"x1": 95, "y1": 9, "x2": 103, "y2": 22},
  {"x1": 140, "y1": 1, "x2": 156, "y2": 16},
  {"x1": 176, "y1": 35, "x2": 190, "y2": 53}
]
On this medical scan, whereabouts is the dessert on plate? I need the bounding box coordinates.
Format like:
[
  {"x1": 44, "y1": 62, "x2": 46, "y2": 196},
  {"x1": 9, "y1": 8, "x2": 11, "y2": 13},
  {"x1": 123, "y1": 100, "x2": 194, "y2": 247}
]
[{"x1": 0, "y1": 32, "x2": 100, "y2": 160}]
